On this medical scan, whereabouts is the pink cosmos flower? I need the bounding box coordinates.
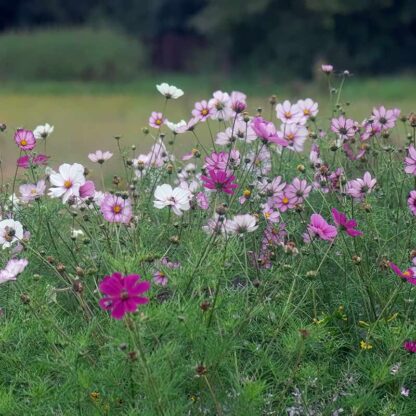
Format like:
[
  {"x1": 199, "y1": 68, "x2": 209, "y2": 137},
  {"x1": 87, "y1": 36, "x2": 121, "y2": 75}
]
[
  {"x1": 14, "y1": 129, "x2": 36, "y2": 151},
  {"x1": 98, "y1": 272, "x2": 150, "y2": 320},
  {"x1": 389, "y1": 262, "x2": 416, "y2": 285},
  {"x1": 88, "y1": 150, "x2": 113, "y2": 164},
  {"x1": 230, "y1": 91, "x2": 247, "y2": 114},
  {"x1": 408, "y1": 191, "x2": 416, "y2": 216},
  {"x1": 196, "y1": 192, "x2": 209, "y2": 210},
  {"x1": 202, "y1": 214, "x2": 228, "y2": 236},
  {"x1": 201, "y1": 169, "x2": 238, "y2": 195},
  {"x1": 262, "y1": 205, "x2": 280, "y2": 223},
  {"x1": 149, "y1": 111, "x2": 165, "y2": 128},
  {"x1": 100, "y1": 193, "x2": 133, "y2": 224},
  {"x1": 153, "y1": 271, "x2": 168, "y2": 286},
  {"x1": 192, "y1": 100, "x2": 214, "y2": 122},
  {"x1": 309, "y1": 143, "x2": 322, "y2": 166},
  {"x1": 304, "y1": 213, "x2": 337, "y2": 243},
  {"x1": 286, "y1": 178, "x2": 311, "y2": 204},
  {"x1": 361, "y1": 119, "x2": 382, "y2": 141},
  {"x1": 331, "y1": 116, "x2": 356, "y2": 140},
  {"x1": 0, "y1": 258, "x2": 29, "y2": 284},
  {"x1": 297, "y1": 99, "x2": 319, "y2": 118},
  {"x1": 346, "y1": 172, "x2": 376, "y2": 200},
  {"x1": 204, "y1": 151, "x2": 229, "y2": 171},
  {"x1": 404, "y1": 340, "x2": 416, "y2": 353},
  {"x1": 372, "y1": 106, "x2": 398, "y2": 131},
  {"x1": 251, "y1": 117, "x2": 288, "y2": 147},
  {"x1": 321, "y1": 64, "x2": 333, "y2": 74},
  {"x1": 257, "y1": 176, "x2": 286, "y2": 198},
  {"x1": 276, "y1": 100, "x2": 305, "y2": 125},
  {"x1": 404, "y1": 145, "x2": 416, "y2": 175},
  {"x1": 48, "y1": 163, "x2": 86, "y2": 203},
  {"x1": 79, "y1": 180, "x2": 96, "y2": 198},
  {"x1": 331, "y1": 208, "x2": 363, "y2": 237},
  {"x1": 278, "y1": 124, "x2": 308, "y2": 152},
  {"x1": 19, "y1": 180, "x2": 46, "y2": 203},
  {"x1": 275, "y1": 191, "x2": 297, "y2": 212}
]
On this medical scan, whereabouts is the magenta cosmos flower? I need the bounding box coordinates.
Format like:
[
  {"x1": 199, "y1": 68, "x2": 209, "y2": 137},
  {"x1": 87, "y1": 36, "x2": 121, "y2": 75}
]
[
  {"x1": 404, "y1": 145, "x2": 416, "y2": 175},
  {"x1": 404, "y1": 340, "x2": 416, "y2": 353},
  {"x1": 389, "y1": 262, "x2": 416, "y2": 285},
  {"x1": 149, "y1": 111, "x2": 164, "y2": 128},
  {"x1": 14, "y1": 129, "x2": 36, "y2": 151},
  {"x1": 100, "y1": 193, "x2": 133, "y2": 224},
  {"x1": 98, "y1": 272, "x2": 150, "y2": 320},
  {"x1": 201, "y1": 169, "x2": 238, "y2": 195},
  {"x1": 17, "y1": 154, "x2": 49, "y2": 169},
  {"x1": 331, "y1": 208, "x2": 363, "y2": 237},
  {"x1": 304, "y1": 213, "x2": 337, "y2": 243}
]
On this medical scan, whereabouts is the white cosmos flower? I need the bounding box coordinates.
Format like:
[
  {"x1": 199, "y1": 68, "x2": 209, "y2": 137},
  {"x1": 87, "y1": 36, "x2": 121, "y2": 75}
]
[
  {"x1": 154, "y1": 184, "x2": 191, "y2": 216},
  {"x1": 33, "y1": 123, "x2": 54, "y2": 140},
  {"x1": 48, "y1": 163, "x2": 86, "y2": 203},
  {"x1": 226, "y1": 214, "x2": 258, "y2": 235},
  {"x1": 0, "y1": 219, "x2": 24, "y2": 249},
  {"x1": 156, "y1": 83, "x2": 184, "y2": 99},
  {"x1": 88, "y1": 150, "x2": 113, "y2": 163},
  {"x1": 165, "y1": 119, "x2": 187, "y2": 134}
]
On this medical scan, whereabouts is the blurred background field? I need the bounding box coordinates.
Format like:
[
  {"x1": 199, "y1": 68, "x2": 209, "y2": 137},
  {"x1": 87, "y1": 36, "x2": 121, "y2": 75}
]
[{"x1": 0, "y1": 0, "x2": 415, "y2": 176}]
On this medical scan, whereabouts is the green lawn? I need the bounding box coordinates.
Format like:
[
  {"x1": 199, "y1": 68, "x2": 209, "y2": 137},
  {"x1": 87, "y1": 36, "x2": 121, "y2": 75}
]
[{"x1": 0, "y1": 76, "x2": 414, "y2": 177}]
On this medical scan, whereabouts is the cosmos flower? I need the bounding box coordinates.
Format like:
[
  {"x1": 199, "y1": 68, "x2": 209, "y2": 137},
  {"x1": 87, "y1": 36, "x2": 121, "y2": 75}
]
[
  {"x1": 226, "y1": 214, "x2": 258, "y2": 235},
  {"x1": 14, "y1": 129, "x2": 36, "y2": 151},
  {"x1": 0, "y1": 258, "x2": 28, "y2": 284},
  {"x1": 403, "y1": 340, "x2": 416, "y2": 353},
  {"x1": 201, "y1": 169, "x2": 238, "y2": 195},
  {"x1": 346, "y1": 172, "x2": 376, "y2": 200},
  {"x1": 48, "y1": 163, "x2": 86, "y2": 203},
  {"x1": 192, "y1": 100, "x2": 214, "y2": 122},
  {"x1": 88, "y1": 150, "x2": 113, "y2": 164},
  {"x1": 156, "y1": 82, "x2": 184, "y2": 99},
  {"x1": 331, "y1": 208, "x2": 363, "y2": 237},
  {"x1": 276, "y1": 100, "x2": 305, "y2": 125},
  {"x1": 153, "y1": 184, "x2": 191, "y2": 216},
  {"x1": 149, "y1": 112, "x2": 165, "y2": 129},
  {"x1": 331, "y1": 116, "x2": 357, "y2": 140},
  {"x1": 321, "y1": 64, "x2": 333, "y2": 73},
  {"x1": 100, "y1": 193, "x2": 132, "y2": 224},
  {"x1": 0, "y1": 219, "x2": 24, "y2": 249},
  {"x1": 33, "y1": 123, "x2": 54, "y2": 140},
  {"x1": 408, "y1": 191, "x2": 416, "y2": 216},
  {"x1": 19, "y1": 180, "x2": 46, "y2": 203},
  {"x1": 98, "y1": 272, "x2": 150, "y2": 320},
  {"x1": 285, "y1": 178, "x2": 312, "y2": 204},
  {"x1": 304, "y1": 214, "x2": 337, "y2": 243},
  {"x1": 404, "y1": 145, "x2": 416, "y2": 175}
]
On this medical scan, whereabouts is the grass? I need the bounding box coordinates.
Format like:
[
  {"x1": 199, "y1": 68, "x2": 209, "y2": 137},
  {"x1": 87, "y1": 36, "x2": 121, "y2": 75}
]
[{"x1": 1, "y1": 74, "x2": 416, "y2": 414}]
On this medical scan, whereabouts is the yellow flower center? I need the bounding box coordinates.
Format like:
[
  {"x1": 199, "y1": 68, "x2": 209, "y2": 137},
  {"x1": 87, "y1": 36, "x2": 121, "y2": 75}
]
[
  {"x1": 282, "y1": 197, "x2": 289, "y2": 204},
  {"x1": 403, "y1": 271, "x2": 411, "y2": 277},
  {"x1": 243, "y1": 189, "x2": 251, "y2": 198},
  {"x1": 156, "y1": 119, "x2": 162, "y2": 125},
  {"x1": 264, "y1": 212, "x2": 270, "y2": 219},
  {"x1": 113, "y1": 204, "x2": 122, "y2": 214},
  {"x1": 284, "y1": 111, "x2": 292, "y2": 119},
  {"x1": 64, "y1": 180, "x2": 72, "y2": 189},
  {"x1": 20, "y1": 140, "x2": 27, "y2": 146},
  {"x1": 287, "y1": 133, "x2": 295, "y2": 141},
  {"x1": 201, "y1": 109, "x2": 209, "y2": 116},
  {"x1": 303, "y1": 109, "x2": 310, "y2": 115}
]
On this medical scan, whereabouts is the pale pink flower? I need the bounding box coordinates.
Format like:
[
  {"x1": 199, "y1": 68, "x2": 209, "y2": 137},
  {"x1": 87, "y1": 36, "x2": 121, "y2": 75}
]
[
  {"x1": 192, "y1": 100, "x2": 214, "y2": 122},
  {"x1": 372, "y1": 106, "x2": 398, "y2": 131},
  {"x1": 88, "y1": 150, "x2": 113, "y2": 164},
  {"x1": 404, "y1": 145, "x2": 416, "y2": 175},
  {"x1": 278, "y1": 124, "x2": 308, "y2": 152},
  {"x1": 100, "y1": 193, "x2": 132, "y2": 224},
  {"x1": 149, "y1": 111, "x2": 164, "y2": 128},
  {"x1": 230, "y1": 91, "x2": 247, "y2": 114},
  {"x1": 346, "y1": 172, "x2": 377, "y2": 200},
  {"x1": 276, "y1": 100, "x2": 306, "y2": 125},
  {"x1": 208, "y1": 90, "x2": 232, "y2": 120},
  {"x1": 297, "y1": 99, "x2": 318, "y2": 118},
  {"x1": 321, "y1": 64, "x2": 333, "y2": 74},
  {"x1": 285, "y1": 178, "x2": 311, "y2": 204},
  {"x1": 0, "y1": 258, "x2": 28, "y2": 284},
  {"x1": 14, "y1": 129, "x2": 36, "y2": 151},
  {"x1": 331, "y1": 116, "x2": 356, "y2": 140},
  {"x1": 19, "y1": 180, "x2": 46, "y2": 203}
]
